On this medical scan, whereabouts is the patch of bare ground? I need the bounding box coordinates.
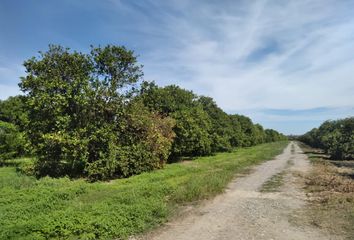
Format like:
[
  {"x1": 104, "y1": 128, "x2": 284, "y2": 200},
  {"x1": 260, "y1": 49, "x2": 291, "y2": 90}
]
[{"x1": 292, "y1": 146, "x2": 354, "y2": 240}]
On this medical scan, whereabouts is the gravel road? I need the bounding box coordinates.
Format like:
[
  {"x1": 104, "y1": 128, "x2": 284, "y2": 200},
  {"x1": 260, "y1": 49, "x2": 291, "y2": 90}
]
[{"x1": 140, "y1": 141, "x2": 342, "y2": 240}]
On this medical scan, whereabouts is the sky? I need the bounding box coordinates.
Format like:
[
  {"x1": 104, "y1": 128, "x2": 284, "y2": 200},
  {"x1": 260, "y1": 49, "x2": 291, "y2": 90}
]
[{"x1": 1, "y1": 0, "x2": 354, "y2": 135}]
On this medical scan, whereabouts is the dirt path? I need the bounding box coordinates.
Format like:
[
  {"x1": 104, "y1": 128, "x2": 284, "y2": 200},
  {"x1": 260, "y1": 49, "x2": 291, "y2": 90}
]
[{"x1": 140, "y1": 141, "x2": 342, "y2": 240}]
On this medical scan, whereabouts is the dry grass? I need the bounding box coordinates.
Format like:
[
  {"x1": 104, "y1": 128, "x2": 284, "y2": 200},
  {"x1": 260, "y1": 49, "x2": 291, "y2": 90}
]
[
  {"x1": 301, "y1": 145, "x2": 354, "y2": 239},
  {"x1": 306, "y1": 164, "x2": 354, "y2": 195}
]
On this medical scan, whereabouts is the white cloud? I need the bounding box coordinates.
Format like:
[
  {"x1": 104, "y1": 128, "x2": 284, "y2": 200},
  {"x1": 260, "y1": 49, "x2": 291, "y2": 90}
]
[
  {"x1": 1, "y1": 0, "x2": 353, "y2": 133},
  {"x1": 137, "y1": 0, "x2": 354, "y2": 113}
]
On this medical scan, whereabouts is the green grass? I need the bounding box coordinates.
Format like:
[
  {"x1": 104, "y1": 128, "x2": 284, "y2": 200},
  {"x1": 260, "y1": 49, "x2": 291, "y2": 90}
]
[
  {"x1": 260, "y1": 171, "x2": 286, "y2": 192},
  {"x1": 260, "y1": 157, "x2": 293, "y2": 193},
  {"x1": 0, "y1": 141, "x2": 288, "y2": 240}
]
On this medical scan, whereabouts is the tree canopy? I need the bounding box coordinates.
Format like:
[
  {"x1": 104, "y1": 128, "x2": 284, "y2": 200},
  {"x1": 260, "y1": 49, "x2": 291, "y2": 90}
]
[
  {"x1": 299, "y1": 117, "x2": 354, "y2": 160},
  {"x1": 0, "y1": 44, "x2": 286, "y2": 180}
]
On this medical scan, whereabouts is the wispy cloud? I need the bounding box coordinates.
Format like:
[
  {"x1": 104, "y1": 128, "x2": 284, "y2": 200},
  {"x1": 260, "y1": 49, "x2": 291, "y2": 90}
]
[
  {"x1": 0, "y1": 0, "x2": 353, "y2": 134},
  {"x1": 120, "y1": 0, "x2": 354, "y2": 111}
]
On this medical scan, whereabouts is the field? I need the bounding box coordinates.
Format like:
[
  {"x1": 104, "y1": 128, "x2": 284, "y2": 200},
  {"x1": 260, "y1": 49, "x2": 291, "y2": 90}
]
[{"x1": 0, "y1": 141, "x2": 287, "y2": 240}]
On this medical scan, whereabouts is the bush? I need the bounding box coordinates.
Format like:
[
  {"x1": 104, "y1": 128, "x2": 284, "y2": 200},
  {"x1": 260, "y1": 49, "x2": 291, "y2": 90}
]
[{"x1": 34, "y1": 131, "x2": 89, "y2": 177}]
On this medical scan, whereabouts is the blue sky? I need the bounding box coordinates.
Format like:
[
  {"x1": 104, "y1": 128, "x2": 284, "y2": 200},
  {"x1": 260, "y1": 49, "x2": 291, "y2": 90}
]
[{"x1": 1, "y1": 0, "x2": 354, "y2": 135}]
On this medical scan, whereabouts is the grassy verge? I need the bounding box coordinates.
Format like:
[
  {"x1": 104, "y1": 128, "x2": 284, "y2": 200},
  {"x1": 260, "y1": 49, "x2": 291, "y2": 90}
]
[
  {"x1": 0, "y1": 141, "x2": 288, "y2": 240},
  {"x1": 299, "y1": 143, "x2": 354, "y2": 239}
]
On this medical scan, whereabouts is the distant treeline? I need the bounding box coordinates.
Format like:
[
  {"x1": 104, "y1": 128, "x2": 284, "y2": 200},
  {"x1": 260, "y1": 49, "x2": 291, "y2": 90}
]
[
  {"x1": 299, "y1": 117, "x2": 354, "y2": 160},
  {"x1": 0, "y1": 45, "x2": 286, "y2": 180}
]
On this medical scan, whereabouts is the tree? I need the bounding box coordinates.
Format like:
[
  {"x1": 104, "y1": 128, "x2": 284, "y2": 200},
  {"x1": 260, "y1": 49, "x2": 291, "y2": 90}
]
[
  {"x1": 0, "y1": 121, "x2": 26, "y2": 164},
  {"x1": 230, "y1": 114, "x2": 256, "y2": 147},
  {"x1": 140, "y1": 84, "x2": 213, "y2": 159},
  {"x1": 300, "y1": 117, "x2": 354, "y2": 160},
  {"x1": 253, "y1": 124, "x2": 266, "y2": 144},
  {"x1": 87, "y1": 100, "x2": 175, "y2": 180},
  {"x1": 170, "y1": 108, "x2": 212, "y2": 158},
  {"x1": 228, "y1": 115, "x2": 243, "y2": 147},
  {"x1": 18, "y1": 44, "x2": 287, "y2": 179},
  {"x1": 0, "y1": 95, "x2": 28, "y2": 130},
  {"x1": 0, "y1": 95, "x2": 31, "y2": 157},
  {"x1": 19, "y1": 45, "x2": 176, "y2": 179},
  {"x1": 197, "y1": 96, "x2": 234, "y2": 152}
]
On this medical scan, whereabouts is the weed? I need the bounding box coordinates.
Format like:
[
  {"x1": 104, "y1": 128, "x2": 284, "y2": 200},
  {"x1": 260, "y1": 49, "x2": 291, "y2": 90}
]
[{"x1": 260, "y1": 171, "x2": 286, "y2": 192}]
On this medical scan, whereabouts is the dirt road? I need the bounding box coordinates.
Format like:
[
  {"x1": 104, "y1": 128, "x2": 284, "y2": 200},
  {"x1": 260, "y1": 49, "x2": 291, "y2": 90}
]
[{"x1": 142, "y1": 142, "x2": 341, "y2": 240}]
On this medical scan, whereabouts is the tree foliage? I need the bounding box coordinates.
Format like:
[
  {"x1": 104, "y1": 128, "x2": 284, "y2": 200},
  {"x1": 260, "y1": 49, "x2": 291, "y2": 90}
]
[
  {"x1": 197, "y1": 96, "x2": 233, "y2": 152},
  {"x1": 0, "y1": 95, "x2": 28, "y2": 130},
  {"x1": 0, "y1": 96, "x2": 30, "y2": 157},
  {"x1": 139, "y1": 83, "x2": 286, "y2": 160},
  {"x1": 299, "y1": 117, "x2": 354, "y2": 160},
  {"x1": 19, "y1": 45, "x2": 173, "y2": 180},
  {"x1": 0, "y1": 121, "x2": 26, "y2": 163},
  {"x1": 140, "y1": 83, "x2": 213, "y2": 159},
  {"x1": 0, "y1": 44, "x2": 288, "y2": 180}
]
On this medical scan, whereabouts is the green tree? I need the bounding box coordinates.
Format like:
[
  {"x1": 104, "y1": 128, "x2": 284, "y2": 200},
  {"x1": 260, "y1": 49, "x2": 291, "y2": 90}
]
[
  {"x1": 170, "y1": 108, "x2": 212, "y2": 158},
  {"x1": 19, "y1": 45, "x2": 176, "y2": 179},
  {"x1": 0, "y1": 95, "x2": 28, "y2": 130},
  {"x1": 86, "y1": 100, "x2": 175, "y2": 180},
  {"x1": 300, "y1": 117, "x2": 354, "y2": 160},
  {"x1": 140, "y1": 84, "x2": 212, "y2": 159},
  {"x1": 253, "y1": 124, "x2": 266, "y2": 144},
  {"x1": 0, "y1": 121, "x2": 26, "y2": 164},
  {"x1": 197, "y1": 96, "x2": 233, "y2": 152},
  {"x1": 230, "y1": 114, "x2": 256, "y2": 147},
  {"x1": 0, "y1": 95, "x2": 31, "y2": 156},
  {"x1": 228, "y1": 115, "x2": 244, "y2": 147}
]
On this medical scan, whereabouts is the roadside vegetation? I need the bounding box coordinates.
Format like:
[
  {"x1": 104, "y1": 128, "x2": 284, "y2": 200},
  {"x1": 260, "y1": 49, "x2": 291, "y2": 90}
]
[
  {"x1": 0, "y1": 141, "x2": 287, "y2": 239},
  {"x1": 0, "y1": 44, "x2": 286, "y2": 181},
  {"x1": 299, "y1": 143, "x2": 354, "y2": 239}
]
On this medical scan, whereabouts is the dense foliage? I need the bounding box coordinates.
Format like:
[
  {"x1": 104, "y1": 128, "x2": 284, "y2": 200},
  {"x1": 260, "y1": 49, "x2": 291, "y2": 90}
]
[
  {"x1": 299, "y1": 117, "x2": 354, "y2": 159},
  {"x1": 139, "y1": 83, "x2": 286, "y2": 161},
  {"x1": 0, "y1": 95, "x2": 28, "y2": 129},
  {"x1": 16, "y1": 45, "x2": 177, "y2": 180},
  {"x1": 140, "y1": 83, "x2": 213, "y2": 158},
  {"x1": 0, "y1": 96, "x2": 30, "y2": 160},
  {"x1": 0, "y1": 45, "x2": 286, "y2": 180},
  {"x1": 0, "y1": 121, "x2": 26, "y2": 163}
]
